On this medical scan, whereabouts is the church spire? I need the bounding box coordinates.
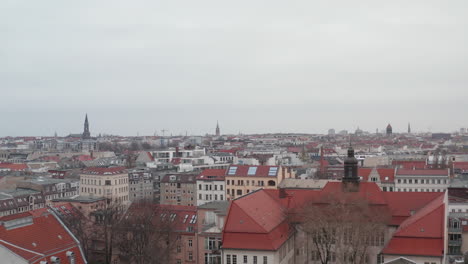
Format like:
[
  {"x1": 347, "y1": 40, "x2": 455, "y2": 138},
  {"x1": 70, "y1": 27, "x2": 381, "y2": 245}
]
[
  {"x1": 82, "y1": 114, "x2": 91, "y2": 139},
  {"x1": 408, "y1": 123, "x2": 411, "y2": 134},
  {"x1": 215, "y1": 121, "x2": 220, "y2": 137}
]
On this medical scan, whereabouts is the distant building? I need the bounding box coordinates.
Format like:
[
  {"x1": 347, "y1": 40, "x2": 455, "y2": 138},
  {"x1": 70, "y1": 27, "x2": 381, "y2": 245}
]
[
  {"x1": 386, "y1": 123, "x2": 393, "y2": 136},
  {"x1": 82, "y1": 114, "x2": 91, "y2": 139},
  {"x1": 196, "y1": 169, "x2": 226, "y2": 206},
  {"x1": 160, "y1": 174, "x2": 197, "y2": 206},
  {"x1": 16, "y1": 178, "x2": 79, "y2": 204},
  {"x1": 328, "y1": 129, "x2": 335, "y2": 136},
  {"x1": 0, "y1": 189, "x2": 45, "y2": 217},
  {"x1": 79, "y1": 166, "x2": 130, "y2": 208},
  {"x1": 225, "y1": 165, "x2": 295, "y2": 200},
  {"x1": 394, "y1": 168, "x2": 450, "y2": 192},
  {"x1": 128, "y1": 167, "x2": 154, "y2": 202},
  {"x1": 432, "y1": 133, "x2": 452, "y2": 140},
  {"x1": 216, "y1": 121, "x2": 220, "y2": 137}
]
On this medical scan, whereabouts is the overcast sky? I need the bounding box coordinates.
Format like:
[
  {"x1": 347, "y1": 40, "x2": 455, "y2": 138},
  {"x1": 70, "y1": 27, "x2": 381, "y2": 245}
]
[{"x1": 1, "y1": 0, "x2": 467, "y2": 136}]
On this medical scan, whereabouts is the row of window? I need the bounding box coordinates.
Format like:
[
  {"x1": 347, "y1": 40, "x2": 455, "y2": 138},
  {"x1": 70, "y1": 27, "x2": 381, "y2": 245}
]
[
  {"x1": 199, "y1": 184, "x2": 224, "y2": 191},
  {"x1": 199, "y1": 194, "x2": 224, "y2": 201},
  {"x1": 81, "y1": 186, "x2": 128, "y2": 195},
  {"x1": 396, "y1": 188, "x2": 444, "y2": 192},
  {"x1": 81, "y1": 177, "x2": 128, "y2": 186},
  {"x1": 226, "y1": 255, "x2": 267, "y2": 264},
  {"x1": 396, "y1": 178, "x2": 447, "y2": 184},
  {"x1": 226, "y1": 180, "x2": 275, "y2": 187}
]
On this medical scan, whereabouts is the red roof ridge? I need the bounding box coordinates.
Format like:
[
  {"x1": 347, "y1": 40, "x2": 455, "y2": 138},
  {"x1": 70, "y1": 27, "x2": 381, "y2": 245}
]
[
  {"x1": 0, "y1": 239, "x2": 44, "y2": 257},
  {"x1": 394, "y1": 194, "x2": 444, "y2": 236}
]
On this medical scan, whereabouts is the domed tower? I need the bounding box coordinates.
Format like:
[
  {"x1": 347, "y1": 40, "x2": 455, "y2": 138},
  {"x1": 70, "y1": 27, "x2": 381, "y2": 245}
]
[
  {"x1": 386, "y1": 124, "x2": 393, "y2": 136},
  {"x1": 343, "y1": 145, "x2": 359, "y2": 191}
]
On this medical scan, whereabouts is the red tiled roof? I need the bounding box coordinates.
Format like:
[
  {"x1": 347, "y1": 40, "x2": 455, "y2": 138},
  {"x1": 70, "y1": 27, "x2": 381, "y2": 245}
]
[
  {"x1": 392, "y1": 160, "x2": 427, "y2": 170},
  {"x1": 396, "y1": 169, "x2": 449, "y2": 176},
  {"x1": 0, "y1": 163, "x2": 28, "y2": 171},
  {"x1": 0, "y1": 209, "x2": 86, "y2": 264},
  {"x1": 223, "y1": 181, "x2": 446, "y2": 255},
  {"x1": 383, "y1": 194, "x2": 445, "y2": 257},
  {"x1": 383, "y1": 238, "x2": 443, "y2": 257},
  {"x1": 197, "y1": 169, "x2": 226, "y2": 181},
  {"x1": 82, "y1": 166, "x2": 127, "y2": 175},
  {"x1": 75, "y1": 155, "x2": 94, "y2": 161},
  {"x1": 358, "y1": 168, "x2": 395, "y2": 183}
]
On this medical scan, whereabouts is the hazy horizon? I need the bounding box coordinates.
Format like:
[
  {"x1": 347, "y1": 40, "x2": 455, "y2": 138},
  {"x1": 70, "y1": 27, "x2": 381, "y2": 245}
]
[{"x1": 2, "y1": 0, "x2": 467, "y2": 136}]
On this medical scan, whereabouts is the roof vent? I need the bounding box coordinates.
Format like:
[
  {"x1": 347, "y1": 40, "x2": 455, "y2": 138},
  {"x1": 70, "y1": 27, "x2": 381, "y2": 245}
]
[
  {"x1": 32, "y1": 242, "x2": 37, "y2": 247},
  {"x1": 58, "y1": 235, "x2": 62, "y2": 239}
]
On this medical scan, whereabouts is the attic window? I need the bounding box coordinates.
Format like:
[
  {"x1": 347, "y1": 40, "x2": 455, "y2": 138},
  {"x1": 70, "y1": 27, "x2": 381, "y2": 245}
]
[
  {"x1": 384, "y1": 177, "x2": 389, "y2": 180},
  {"x1": 268, "y1": 167, "x2": 278, "y2": 176},
  {"x1": 228, "y1": 167, "x2": 237, "y2": 175},
  {"x1": 247, "y1": 167, "x2": 257, "y2": 175}
]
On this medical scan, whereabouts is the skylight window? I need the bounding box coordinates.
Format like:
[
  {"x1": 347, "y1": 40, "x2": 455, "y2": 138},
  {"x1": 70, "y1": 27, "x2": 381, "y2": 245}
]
[
  {"x1": 247, "y1": 167, "x2": 257, "y2": 175},
  {"x1": 268, "y1": 167, "x2": 278, "y2": 176},
  {"x1": 228, "y1": 167, "x2": 238, "y2": 175}
]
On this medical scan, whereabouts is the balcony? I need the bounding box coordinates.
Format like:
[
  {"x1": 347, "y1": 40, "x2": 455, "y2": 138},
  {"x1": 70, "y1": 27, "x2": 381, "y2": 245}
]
[
  {"x1": 449, "y1": 240, "x2": 463, "y2": 246},
  {"x1": 449, "y1": 227, "x2": 462, "y2": 233}
]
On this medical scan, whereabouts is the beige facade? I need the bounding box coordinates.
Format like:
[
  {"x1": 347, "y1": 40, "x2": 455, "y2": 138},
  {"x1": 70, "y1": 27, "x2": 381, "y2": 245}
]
[
  {"x1": 79, "y1": 168, "x2": 130, "y2": 207},
  {"x1": 225, "y1": 166, "x2": 294, "y2": 200}
]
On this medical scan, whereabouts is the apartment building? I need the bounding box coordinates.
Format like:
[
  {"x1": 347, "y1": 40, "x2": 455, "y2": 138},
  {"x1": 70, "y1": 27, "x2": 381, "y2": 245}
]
[
  {"x1": 197, "y1": 201, "x2": 228, "y2": 264},
  {"x1": 160, "y1": 174, "x2": 197, "y2": 206},
  {"x1": 225, "y1": 165, "x2": 295, "y2": 200},
  {"x1": 394, "y1": 168, "x2": 450, "y2": 192},
  {"x1": 196, "y1": 169, "x2": 226, "y2": 206},
  {"x1": 79, "y1": 166, "x2": 130, "y2": 206},
  {"x1": 128, "y1": 167, "x2": 153, "y2": 202},
  {"x1": 0, "y1": 189, "x2": 45, "y2": 217},
  {"x1": 16, "y1": 178, "x2": 79, "y2": 204}
]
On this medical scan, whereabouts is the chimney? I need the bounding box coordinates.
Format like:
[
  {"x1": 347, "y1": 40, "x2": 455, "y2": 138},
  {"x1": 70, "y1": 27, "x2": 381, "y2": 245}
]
[
  {"x1": 176, "y1": 147, "x2": 180, "y2": 157},
  {"x1": 279, "y1": 188, "x2": 287, "y2": 199}
]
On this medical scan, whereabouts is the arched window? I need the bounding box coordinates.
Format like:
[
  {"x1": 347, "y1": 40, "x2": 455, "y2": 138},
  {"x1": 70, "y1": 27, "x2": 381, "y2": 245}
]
[{"x1": 268, "y1": 180, "x2": 276, "y2": 187}]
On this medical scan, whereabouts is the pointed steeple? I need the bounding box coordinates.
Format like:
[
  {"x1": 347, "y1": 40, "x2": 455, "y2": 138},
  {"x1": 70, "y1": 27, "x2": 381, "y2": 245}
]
[
  {"x1": 82, "y1": 114, "x2": 91, "y2": 139},
  {"x1": 215, "y1": 121, "x2": 220, "y2": 137},
  {"x1": 408, "y1": 123, "x2": 411, "y2": 134}
]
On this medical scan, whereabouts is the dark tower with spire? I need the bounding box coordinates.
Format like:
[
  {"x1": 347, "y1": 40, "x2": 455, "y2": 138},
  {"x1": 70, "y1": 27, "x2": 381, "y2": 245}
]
[
  {"x1": 215, "y1": 121, "x2": 220, "y2": 137},
  {"x1": 386, "y1": 123, "x2": 393, "y2": 136},
  {"x1": 343, "y1": 144, "x2": 359, "y2": 191},
  {"x1": 408, "y1": 123, "x2": 411, "y2": 134},
  {"x1": 82, "y1": 114, "x2": 91, "y2": 139}
]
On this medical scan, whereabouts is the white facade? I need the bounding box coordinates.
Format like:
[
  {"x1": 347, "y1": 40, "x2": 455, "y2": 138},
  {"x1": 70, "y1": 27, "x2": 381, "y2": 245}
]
[
  {"x1": 223, "y1": 236, "x2": 294, "y2": 264},
  {"x1": 196, "y1": 180, "x2": 226, "y2": 206},
  {"x1": 395, "y1": 172, "x2": 450, "y2": 192}
]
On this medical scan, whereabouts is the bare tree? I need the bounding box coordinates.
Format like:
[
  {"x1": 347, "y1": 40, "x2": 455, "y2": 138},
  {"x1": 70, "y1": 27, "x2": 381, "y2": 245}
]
[
  {"x1": 300, "y1": 193, "x2": 390, "y2": 264},
  {"x1": 114, "y1": 201, "x2": 176, "y2": 264},
  {"x1": 90, "y1": 201, "x2": 127, "y2": 264},
  {"x1": 59, "y1": 209, "x2": 94, "y2": 260}
]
